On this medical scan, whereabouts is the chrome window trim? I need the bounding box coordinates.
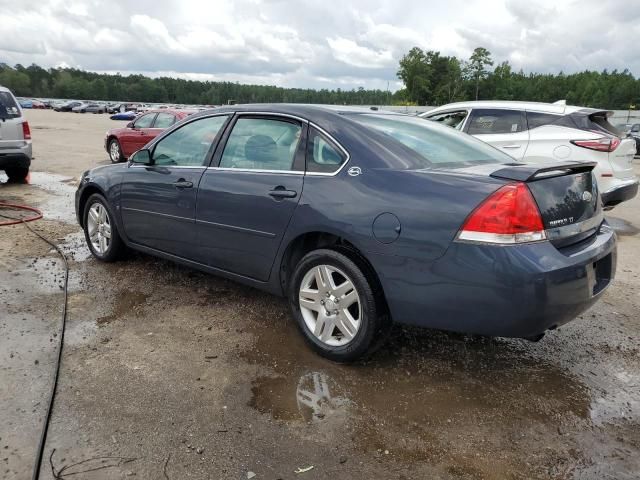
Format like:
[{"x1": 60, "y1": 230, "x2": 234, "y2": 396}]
[
  {"x1": 206, "y1": 167, "x2": 304, "y2": 175},
  {"x1": 235, "y1": 111, "x2": 309, "y2": 124},
  {"x1": 128, "y1": 164, "x2": 207, "y2": 169}
]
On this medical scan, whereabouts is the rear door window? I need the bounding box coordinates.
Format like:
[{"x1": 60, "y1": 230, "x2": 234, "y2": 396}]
[
  {"x1": 526, "y1": 112, "x2": 562, "y2": 130},
  {"x1": 0, "y1": 91, "x2": 20, "y2": 119},
  {"x1": 134, "y1": 113, "x2": 156, "y2": 128},
  {"x1": 425, "y1": 110, "x2": 468, "y2": 130},
  {"x1": 153, "y1": 113, "x2": 176, "y2": 129},
  {"x1": 219, "y1": 117, "x2": 303, "y2": 171},
  {"x1": 467, "y1": 109, "x2": 525, "y2": 135}
]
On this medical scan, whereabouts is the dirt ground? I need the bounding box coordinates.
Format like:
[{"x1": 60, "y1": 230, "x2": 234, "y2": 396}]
[{"x1": 1, "y1": 109, "x2": 639, "y2": 480}]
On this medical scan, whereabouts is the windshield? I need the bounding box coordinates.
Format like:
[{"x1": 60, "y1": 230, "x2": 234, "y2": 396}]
[
  {"x1": 0, "y1": 91, "x2": 20, "y2": 119},
  {"x1": 347, "y1": 113, "x2": 512, "y2": 169}
]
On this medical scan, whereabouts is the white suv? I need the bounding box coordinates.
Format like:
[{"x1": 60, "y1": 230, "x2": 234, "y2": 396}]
[
  {"x1": 421, "y1": 101, "x2": 638, "y2": 208},
  {"x1": 0, "y1": 85, "x2": 32, "y2": 182}
]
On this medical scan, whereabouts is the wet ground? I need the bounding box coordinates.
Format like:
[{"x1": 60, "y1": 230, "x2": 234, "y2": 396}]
[{"x1": 1, "y1": 110, "x2": 640, "y2": 479}]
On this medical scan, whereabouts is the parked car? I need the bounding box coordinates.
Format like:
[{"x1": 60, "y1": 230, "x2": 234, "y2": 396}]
[
  {"x1": 0, "y1": 85, "x2": 32, "y2": 181},
  {"x1": 85, "y1": 103, "x2": 107, "y2": 114},
  {"x1": 54, "y1": 101, "x2": 82, "y2": 112},
  {"x1": 107, "y1": 103, "x2": 138, "y2": 114},
  {"x1": 617, "y1": 123, "x2": 640, "y2": 154},
  {"x1": 72, "y1": 103, "x2": 91, "y2": 113},
  {"x1": 76, "y1": 105, "x2": 616, "y2": 361},
  {"x1": 104, "y1": 109, "x2": 194, "y2": 163},
  {"x1": 17, "y1": 98, "x2": 33, "y2": 109},
  {"x1": 421, "y1": 101, "x2": 638, "y2": 209},
  {"x1": 30, "y1": 99, "x2": 46, "y2": 109},
  {"x1": 109, "y1": 111, "x2": 137, "y2": 121}
]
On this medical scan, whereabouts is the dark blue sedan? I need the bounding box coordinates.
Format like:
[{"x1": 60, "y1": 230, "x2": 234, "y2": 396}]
[{"x1": 75, "y1": 104, "x2": 616, "y2": 361}]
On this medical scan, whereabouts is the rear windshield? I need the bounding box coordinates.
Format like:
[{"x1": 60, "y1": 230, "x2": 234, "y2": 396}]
[
  {"x1": 0, "y1": 91, "x2": 20, "y2": 119},
  {"x1": 347, "y1": 113, "x2": 511, "y2": 169}
]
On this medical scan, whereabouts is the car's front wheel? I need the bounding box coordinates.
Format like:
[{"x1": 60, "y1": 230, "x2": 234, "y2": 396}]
[
  {"x1": 108, "y1": 138, "x2": 124, "y2": 163},
  {"x1": 289, "y1": 248, "x2": 390, "y2": 362},
  {"x1": 83, "y1": 193, "x2": 124, "y2": 262}
]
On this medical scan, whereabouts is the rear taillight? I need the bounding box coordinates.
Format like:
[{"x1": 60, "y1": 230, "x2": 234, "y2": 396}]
[
  {"x1": 457, "y1": 183, "x2": 546, "y2": 244},
  {"x1": 22, "y1": 121, "x2": 31, "y2": 140},
  {"x1": 571, "y1": 137, "x2": 620, "y2": 152}
]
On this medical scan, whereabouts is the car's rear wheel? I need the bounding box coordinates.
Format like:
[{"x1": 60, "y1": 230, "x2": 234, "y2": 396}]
[
  {"x1": 108, "y1": 138, "x2": 124, "y2": 163},
  {"x1": 83, "y1": 193, "x2": 124, "y2": 262},
  {"x1": 289, "y1": 248, "x2": 390, "y2": 362},
  {"x1": 5, "y1": 167, "x2": 29, "y2": 182}
]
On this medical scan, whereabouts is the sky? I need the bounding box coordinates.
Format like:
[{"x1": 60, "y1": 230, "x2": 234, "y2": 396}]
[{"x1": 0, "y1": 0, "x2": 638, "y2": 91}]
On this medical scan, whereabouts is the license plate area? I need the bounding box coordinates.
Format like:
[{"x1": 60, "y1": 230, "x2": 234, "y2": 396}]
[{"x1": 591, "y1": 253, "x2": 613, "y2": 296}]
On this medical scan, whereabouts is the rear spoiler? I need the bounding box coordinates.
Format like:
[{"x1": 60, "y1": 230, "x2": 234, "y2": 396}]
[{"x1": 490, "y1": 161, "x2": 597, "y2": 182}]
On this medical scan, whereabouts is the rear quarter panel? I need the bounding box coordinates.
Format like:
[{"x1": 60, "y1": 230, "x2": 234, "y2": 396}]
[{"x1": 283, "y1": 166, "x2": 505, "y2": 272}]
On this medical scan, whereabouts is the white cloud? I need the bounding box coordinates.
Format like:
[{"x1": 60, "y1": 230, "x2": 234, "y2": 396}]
[{"x1": 0, "y1": 0, "x2": 638, "y2": 90}]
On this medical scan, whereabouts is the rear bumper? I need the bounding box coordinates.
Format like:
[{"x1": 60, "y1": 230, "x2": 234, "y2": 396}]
[
  {"x1": 601, "y1": 180, "x2": 639, "y2": 208},
  {"x1": 0, "y1": 152, "x2": 31, "y2": 170},
  {"x1": 370, "y1": 224, "x2": 617, "y2": 338}
]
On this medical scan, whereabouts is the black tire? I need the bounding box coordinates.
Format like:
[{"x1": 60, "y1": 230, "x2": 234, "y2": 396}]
[
  {"x1": 108, "y1": 138, "x2": 124, "y2": 163},
  {"x1": 288, "y1": 248, "x2": 390, "y2": 362},
  {"x1": 5, "y1": 167, "x2": 29, "y2": 182},
  {"x1": 82, "y1": 193, "x2": 125, "y2": 262}
]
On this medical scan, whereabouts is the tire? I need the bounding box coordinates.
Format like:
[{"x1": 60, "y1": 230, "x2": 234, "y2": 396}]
[
  {"x1": 5, "y1": 167, "x2": 29, "y2": 182},
  {"x1": 83, "y1": 193, "x2": 125, "y2": 262},
  {"x1": 108, "y1": 138, "x2": 124, "y2": 163},
  {"x1": 288, "y1": 248, "x2": 390, "y2": 362}
]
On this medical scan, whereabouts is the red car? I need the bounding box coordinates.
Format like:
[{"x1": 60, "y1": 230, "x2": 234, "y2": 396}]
[{"x1": 105, "y1": 109, "x2": 195, "y2": 163}]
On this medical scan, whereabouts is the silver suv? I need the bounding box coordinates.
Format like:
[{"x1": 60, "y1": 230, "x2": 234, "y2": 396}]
[{"x1": 0, "y1": 85, "x2": 32, "y2": 181}]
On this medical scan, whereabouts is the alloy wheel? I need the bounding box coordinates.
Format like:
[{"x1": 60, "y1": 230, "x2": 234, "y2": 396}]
[
  {"x1": 298, "y1": 264, "x2": 362, "y2": 346},
  {"x1": 109, "y1": 141, "x2": 120, "y2": 162},
  {"x1": 87, "y1": 203, "x2": 112, "y2": 255}
]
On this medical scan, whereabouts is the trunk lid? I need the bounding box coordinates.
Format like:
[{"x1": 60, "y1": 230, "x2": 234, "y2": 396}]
[{"x1": 490, "y1": 161, "x2": 602, "y2": 247}]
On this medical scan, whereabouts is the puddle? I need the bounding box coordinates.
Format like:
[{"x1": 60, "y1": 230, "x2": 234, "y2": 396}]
[
  {"x1": 28, "y1": 171, "x2": 77, "y2": 224},
  {"x1": 0, "y1": 171, "x2": 77, "y2": 224},
  {"x1": 97, "y1": 290, "x2": 149, "y2": 325},
  {"x1": 606, "y1": 216, "x2": 639, "y2": 236},
  {"x1": 240, "y1": 318, "x2": 599, "y2": 475}
]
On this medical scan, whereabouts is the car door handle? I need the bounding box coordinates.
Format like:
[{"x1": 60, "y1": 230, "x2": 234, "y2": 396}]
[
  {"x1": 173, "y1": 179, "x2": 193, "y2": 189},
  {"x1": 502, "y1": 144, "x2": 522, "y2": 149},
  {"x1": 269, "y1": 187, "x2": 297, "y2": 199}
]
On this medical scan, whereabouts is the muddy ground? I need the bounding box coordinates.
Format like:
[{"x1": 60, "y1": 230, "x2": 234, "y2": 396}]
[{"x1": 1, "y1": 109, "x2": 639, "y2": 479}]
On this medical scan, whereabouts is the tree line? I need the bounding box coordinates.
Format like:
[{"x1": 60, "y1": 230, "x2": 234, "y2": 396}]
[
  {"x1": 1, "y1": 47, "x2": 639, "y2": 109},
  {"x1": 396, "y1": 47, "x2": 640, "y2": 109},
  {"x1": 0, "y1": 63, "x2": 393, "y2": 105}
]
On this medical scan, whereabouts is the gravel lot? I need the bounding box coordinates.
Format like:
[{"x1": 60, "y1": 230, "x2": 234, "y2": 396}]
[{"x1": 1, "y1": 109, "x2": 639, "y2": 479}]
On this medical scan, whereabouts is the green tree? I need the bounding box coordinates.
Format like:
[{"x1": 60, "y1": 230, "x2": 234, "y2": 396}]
[
  {"x1": 465, "y1": 47, "x2": 494, "y2": 100},
  {"x1": 397, "y1": 47, "x2": 431, "y2": 104}
]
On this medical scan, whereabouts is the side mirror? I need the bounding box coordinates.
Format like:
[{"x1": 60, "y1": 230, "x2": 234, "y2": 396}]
[
  {"x1": 126, "y1": 121, "x2": 135, "y2": 128},
  {"x1": 130, "y1": 149, "x2": 152, "y2": 165}
]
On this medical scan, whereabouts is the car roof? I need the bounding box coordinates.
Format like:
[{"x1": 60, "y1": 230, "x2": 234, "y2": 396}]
[
  {"x1": 424, "y1": 100, "x2": 600, "y2": 116},
  {"x1": 144, "y1": 108, "x2": 198, "y2": 116},
  {"x1": 191, "y1": 103, "x2": 406, "y2": 127}
]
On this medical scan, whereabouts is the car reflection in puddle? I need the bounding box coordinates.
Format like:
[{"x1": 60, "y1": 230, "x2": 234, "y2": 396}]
[{"x1": 295, "y1": 371, "x2": 350, "y2": 423}]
